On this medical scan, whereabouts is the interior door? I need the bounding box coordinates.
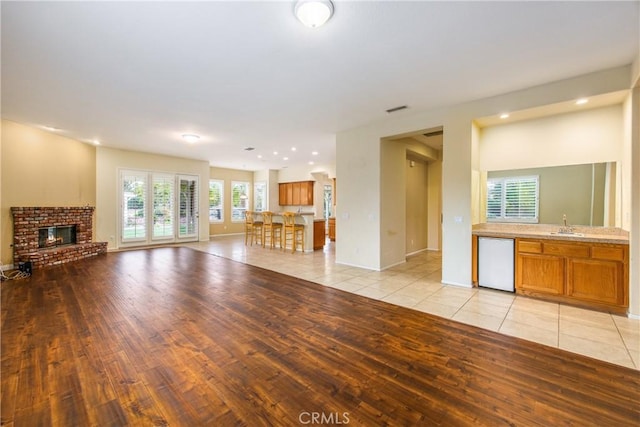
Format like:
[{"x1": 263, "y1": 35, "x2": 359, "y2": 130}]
[{"x1": 177, "y1": 175, "x2": 199, "y2": 240}]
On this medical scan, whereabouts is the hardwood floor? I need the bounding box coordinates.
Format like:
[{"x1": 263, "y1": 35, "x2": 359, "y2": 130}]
[{"x1": 2, "y1": 247, "x2": 639, "y2": 426}]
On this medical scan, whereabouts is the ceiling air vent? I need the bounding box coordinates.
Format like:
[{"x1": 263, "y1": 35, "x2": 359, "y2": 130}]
[
  {"x1": 423, "y1": 130, "x2": 443, "y2": 138},
  {"x1": 385, "y1": 105, "x2": 408, "y2": 114},
  {"x1": 244, "y1": 147, "x2": 255, "y2": 151}
]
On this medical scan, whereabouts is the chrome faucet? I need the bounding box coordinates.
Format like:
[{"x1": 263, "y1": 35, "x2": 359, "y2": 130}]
[{"x1": 559, "y1": 214, "x2": 574, "y2": 234}]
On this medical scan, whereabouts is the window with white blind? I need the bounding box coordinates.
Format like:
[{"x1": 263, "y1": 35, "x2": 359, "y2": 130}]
[
  {"x1": 487, "y1": 176, "x2": 539, "y2": 223},
  {"x1": 254, "y1": 182, "x2": 266, "y2": 212},
  {"x1": 209, "y1": 180, "x2": 223, "y2": 222},
  {"x1": 231, "y1": 181, "x2": 249, "y2": 222}
]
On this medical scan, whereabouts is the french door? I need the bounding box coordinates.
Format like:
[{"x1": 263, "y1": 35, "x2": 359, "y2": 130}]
[
  {"x1": 120, "y1": 170, "x2": 198, "y2": 246},
  {"x1": 178, "y1": 175, "x2": 199, "y2": 240}
]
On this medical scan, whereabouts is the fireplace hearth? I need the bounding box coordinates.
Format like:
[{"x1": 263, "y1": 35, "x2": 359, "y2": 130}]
[{"x1": 11, "y1": 206, "x2": 107, "y2": 269}]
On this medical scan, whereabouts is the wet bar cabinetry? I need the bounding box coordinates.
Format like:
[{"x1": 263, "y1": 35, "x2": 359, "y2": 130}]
[
  {"x1": 279, "y1": 181, "x2": 314, "y2": 206},
  {"x1": 516, "y1": 238, "x2": 628, "y2": 314}
]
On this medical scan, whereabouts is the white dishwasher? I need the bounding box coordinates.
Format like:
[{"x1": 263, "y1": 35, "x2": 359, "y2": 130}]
[{"x1": 478, "y1": 237, "x2": 515, "y2": 292}]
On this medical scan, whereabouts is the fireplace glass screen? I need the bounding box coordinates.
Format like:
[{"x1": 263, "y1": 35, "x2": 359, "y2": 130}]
[{"x1": 38, "y1": 226, "x2": 77, "y2": 248}]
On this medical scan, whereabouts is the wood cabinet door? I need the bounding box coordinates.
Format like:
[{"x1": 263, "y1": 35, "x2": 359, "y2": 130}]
[
  {"x1": 279, "y1": 183, "x2": 287, "y2": 206},
  {"x1": 300, "y1": 181, "x2": 313, "y2": 205},
  {"x1": 313, "y1": 221, "x2": 325, "y2": 250},
  {"x1": 566, "y1": 258, "x2": 624, "y2": 305},
  {"x1": 285, "y1": 183, "x2": 293, "y2": 205},
  {"x1": 292, "y1": 182, "x2": 301, "y2": 205},
  {"x1": 516, "y1": 253, "x2": 564, "y2": 295},
  {"x1": 328, "y1": 218, "x2": 335, "y2": 241},
  {"x1": 472, "y1": 235, "x2": 478, "y2": 284}
]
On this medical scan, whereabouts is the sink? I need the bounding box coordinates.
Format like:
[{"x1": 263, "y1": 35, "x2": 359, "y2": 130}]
[{"x1": 548, "y1": 232, "x2": 584, "y2": 237}]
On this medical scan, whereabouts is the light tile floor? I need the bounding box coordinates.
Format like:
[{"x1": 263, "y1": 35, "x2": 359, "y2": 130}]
[{"x1": 185, "y1": 235, "x2": 640, "y2": 370}]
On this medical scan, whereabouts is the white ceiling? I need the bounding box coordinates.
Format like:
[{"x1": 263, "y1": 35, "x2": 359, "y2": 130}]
[{"x1": 2, "y1": 1, "x2": 638, "y2": 171}]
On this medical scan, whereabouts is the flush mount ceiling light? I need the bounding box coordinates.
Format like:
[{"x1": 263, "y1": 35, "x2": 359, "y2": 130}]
[
  {"x1": 294, "y1": 0, "x2": 334, "y2": 28},
  {"x1": 181, "y1": 134, "x2": 200, "y2": 143}
]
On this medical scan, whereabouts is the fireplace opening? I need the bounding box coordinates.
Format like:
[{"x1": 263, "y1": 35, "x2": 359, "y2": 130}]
[{"x1": 38, "y1": 225, "x2": 77, "y2": 249}]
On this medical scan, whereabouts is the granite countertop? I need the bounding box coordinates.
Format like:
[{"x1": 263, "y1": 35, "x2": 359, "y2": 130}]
[{"x1": 472, "y1": 223, "x2": 629, "y2": 244}]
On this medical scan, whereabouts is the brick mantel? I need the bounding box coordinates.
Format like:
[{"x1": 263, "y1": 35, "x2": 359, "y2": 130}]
[{"x1": 11, "y1": 206, "x2": 107, "y2": 268}]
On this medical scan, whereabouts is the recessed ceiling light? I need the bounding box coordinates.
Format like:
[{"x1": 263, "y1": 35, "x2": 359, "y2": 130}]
[
  {"x1": 499, "y1": 113, "x2": 510, "y2": 119},
  {"x1": 273, "y1": 151, "x2": 278, "y2": 155},
  {"x1": 308, "y1": 161, "x2": 315, "y2": 165},
  {"x1": 291, "y1": 147, "x2": 297, "y2": 151},
  {"x1": 283, "y1": 157, "x2": 289, "y2": 161},
  {"x1": 93, "y1": 139, "x2": 101, "y2": 145},
  {"x1": 182, "y1": 134, "x2": 200, "y2": 143},
  {"x1": 575, "y1": 98, "x2": 589, "y2": 105},
  {"x1": 257, "y1": 154, "x2": 263, "y2": 159},
  {"x1": 43, "y1": 126, "x2": 61, "y2": 132},
  {"x1": 311, "y1": 151, "x2": 318, "y2": 156}
]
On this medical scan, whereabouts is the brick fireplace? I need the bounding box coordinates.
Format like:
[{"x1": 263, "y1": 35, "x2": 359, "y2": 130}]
[{"x1": 11, "y1": 206, "x2": 107, "y2": 268}]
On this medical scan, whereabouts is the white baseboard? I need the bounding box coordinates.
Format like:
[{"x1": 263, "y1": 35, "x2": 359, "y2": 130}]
[
  {"x1": 334, "y1": 260, "x2": 380, "y2": 272},
  {"x1": 406, "y1": 248, "x2": 429, "y2": 257},
  {"x1": 441, "y1": 280, "x2": 473, "y2": 289},
  {"x1": 381, "y1": 259, "x2": 407, "y2": 270},
  {"x1": 209, "y1": 232, "x2": 244, "y2": 238}
]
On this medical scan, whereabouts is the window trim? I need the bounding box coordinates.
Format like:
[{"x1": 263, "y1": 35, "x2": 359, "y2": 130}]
[
  {"x1": 254, "y1": 181, "x2": 267, "y2": 212},
  {"x1": 231, "y1": 181, "x2": 250, "y2": 223}
]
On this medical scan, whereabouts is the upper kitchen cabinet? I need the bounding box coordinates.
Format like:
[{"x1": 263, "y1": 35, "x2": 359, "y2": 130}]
[{"x1": 279, "y1": 181, "x2": 314, "y2": 206}]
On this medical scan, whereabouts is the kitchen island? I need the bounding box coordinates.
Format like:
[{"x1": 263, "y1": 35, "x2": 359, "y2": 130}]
[{"x1": 256, "y1": 212, "x2": 316, "y2": 252}]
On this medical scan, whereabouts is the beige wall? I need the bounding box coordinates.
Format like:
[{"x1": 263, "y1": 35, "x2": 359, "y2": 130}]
[
  {"x1": 96, "y1": 146, "x2": 210, "y2": 249},
  {"x1": 209, "y1": 166, "x2": 254, "y2": 236},
  {"x1": 427, "y1": 157, "x2": 442, "y2": 250},
  {"x1": 406, "y1": 158, "x2": 428, "y2": 254},
  {"x1": 479, "y1": 104, "x2": 623, "y2": 171},
  {"x1": 1, "y1": 120, "x2": 96, "y2": 266}
]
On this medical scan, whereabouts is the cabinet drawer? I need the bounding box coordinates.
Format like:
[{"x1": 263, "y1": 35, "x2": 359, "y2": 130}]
[
  {"x1": 543, "y1": 243, "x2": 589, "y2": 258},
  {"x1": 518, "y1": 240, "x2": 542, "y2": 254},
  {"x1": 591, "y1": 246, "x2": 626, "y2": 262}
]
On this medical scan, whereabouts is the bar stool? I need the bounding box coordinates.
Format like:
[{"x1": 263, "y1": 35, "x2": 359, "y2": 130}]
[
  {"x1": 282, "y1": 212, "x2": 304, "y2": 253},
  {"x1": 261, "y1": 211, "x2": 282, "y2": 249},
  {"x1": 244, "y1": 211, "x2": 263, "y2": 246}
]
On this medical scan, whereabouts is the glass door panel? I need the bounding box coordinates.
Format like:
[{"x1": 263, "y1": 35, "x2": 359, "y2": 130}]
[
  {"x1": 121, "y1": 171, "x2": 147, "y2": 243},
  {"x1": 152, "y1": 173, "x2": 175, "y2": 240},
  {"x1": 178, "y1": 175, "x2": 198, "y2": 239}
]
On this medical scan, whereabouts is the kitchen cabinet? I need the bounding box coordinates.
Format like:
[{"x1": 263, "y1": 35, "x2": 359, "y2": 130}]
[
  {"x1": 292, "y1": 182, "x2": 301, "y2": 205},
  {"x1": 278, "y1": 181, "x2": 314, "y2": 206},
  {"x1": 313, "y1": 220, "x2": 325, "y2": 250},
  {"x1": 515, "y1": 238, "x2": 628, "y2": 313},
  {"x1": 328, "y1": 217, "x2": 335, "y2": 241}
]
